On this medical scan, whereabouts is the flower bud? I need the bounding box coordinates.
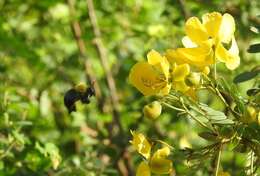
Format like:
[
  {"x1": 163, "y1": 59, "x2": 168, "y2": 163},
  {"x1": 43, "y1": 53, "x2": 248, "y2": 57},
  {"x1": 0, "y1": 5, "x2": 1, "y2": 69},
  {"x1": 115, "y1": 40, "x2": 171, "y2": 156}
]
[
  {"x1": 257, "y1": 112, "x2": 260, "y2": 126},
  {"x1": 143, "y1": 101, "x2": 162, "y2": 120},
  {"x1": 185, "y1": 72, "x2": 201, "y2": 87},
  {"x1": 202, "y1": 66, "x2": 210, "y2": 75},
  {"x1": 240, "y1": 106, "x2": 257, "y2": 124}
]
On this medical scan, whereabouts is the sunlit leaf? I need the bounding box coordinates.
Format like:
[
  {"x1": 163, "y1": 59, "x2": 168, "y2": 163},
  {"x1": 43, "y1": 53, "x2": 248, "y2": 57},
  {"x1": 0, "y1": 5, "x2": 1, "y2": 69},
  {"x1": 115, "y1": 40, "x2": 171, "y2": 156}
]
[{"x1": 198, "y1": 132, "x2": 218, "y2": 141}]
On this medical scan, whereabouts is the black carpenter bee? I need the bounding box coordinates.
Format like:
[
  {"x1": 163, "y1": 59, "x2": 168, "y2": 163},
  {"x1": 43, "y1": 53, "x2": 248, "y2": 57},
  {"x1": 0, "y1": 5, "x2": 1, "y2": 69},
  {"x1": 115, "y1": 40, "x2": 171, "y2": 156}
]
[{"x1": 64, "y1": 83, "x2": 95, "y2": 113}]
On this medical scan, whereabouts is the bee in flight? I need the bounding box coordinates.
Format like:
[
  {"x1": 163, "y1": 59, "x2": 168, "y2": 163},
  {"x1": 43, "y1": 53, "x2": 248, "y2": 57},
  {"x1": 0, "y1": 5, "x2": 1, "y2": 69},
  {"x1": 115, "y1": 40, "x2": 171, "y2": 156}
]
[{"x1": 64, "y1": 82, "x2": 95, "y2": 113}]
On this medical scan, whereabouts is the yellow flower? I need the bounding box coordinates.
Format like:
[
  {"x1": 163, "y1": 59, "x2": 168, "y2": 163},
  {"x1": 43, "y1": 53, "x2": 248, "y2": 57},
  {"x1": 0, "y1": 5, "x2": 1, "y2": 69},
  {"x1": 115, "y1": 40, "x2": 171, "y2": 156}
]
[
  {"x1": 166, "y1": 12, "x2": 240, "y2": 70},
  {"x1": 150, "y1": 147, "x2": 173, "y2": 174},
  {"x1": 129, "y1": 50, "x2": 171, "y2": 96},
  {"x1": 166, "y1": 41, "x2": 214, "y2": 69},
  {"x1": 135, "y1": 146, "x2": 173, "y2": 176},
  {"x1": 136, "y1": 161, "x2": 151, "y2": 176},
  {"x1": 130, "y1": 131, "x2": 173, "y2": 175},
  {"x1": 130, "y1": 131, "x2": 151, "y2": 159}
]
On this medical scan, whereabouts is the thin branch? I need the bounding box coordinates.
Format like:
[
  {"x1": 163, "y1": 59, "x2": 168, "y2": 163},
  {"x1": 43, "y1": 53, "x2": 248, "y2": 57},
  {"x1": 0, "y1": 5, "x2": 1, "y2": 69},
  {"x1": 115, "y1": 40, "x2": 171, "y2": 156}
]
[
  {"x1": 250, "y1": 151, "x2": 254, "y2": 176},
  {"x1": 179, "y1": 98, "x2": 213, "y2": 131},
  {"x1": 177, "y1": 0, "x2": 190, "y2": 20},
  {"x1": 0, "y1": 141, "x2": 15, "y2": 160},
  {"x1": 214, "y1": 144, "x2": 222, "y2": 176},
  {"x1": 85, "y1": 1, "x2": 131, "y2": 175},
  {"x1": 161, "y1": 101, "x2": 185, "y2": 112},
  {"x1": 86, "y1": 0, "x2": 122, "y2": 132},
  {"x1": 67, "y1": 0, "x2": 102, "y2": 101}
]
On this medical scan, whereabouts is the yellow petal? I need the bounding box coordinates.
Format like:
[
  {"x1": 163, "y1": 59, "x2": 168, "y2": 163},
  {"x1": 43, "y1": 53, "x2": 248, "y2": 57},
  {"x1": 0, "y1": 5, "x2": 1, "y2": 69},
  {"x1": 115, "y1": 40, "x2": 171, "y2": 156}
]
[
  {"x1": 153, "y1": 146, "x2": 170, "y2": 157},
  {"x1": 229, "y1": 37, "x2": 239, "y2": 55},
  {"x1": 159, "y1": 84, "x2": 171, "y2": 95},
  {"x1": 202, "y1": 66, "x2": 210, "y2": 75},
  {"x1": 202, "y1": 12, "x2": 222, "y2": 38},
  {"x1": 173, "y1": 80, "x2": 190, "y2": 93},
  {"x1": 150, "y1": 148, "x2": 173, "y2": 174},
  {"x1": 226, "y1": 55, "x2": 240, "y2": 70},
  {"x1": 147, "y1": 50, "x2": 162, "y2": 65},
  {"x1": 136, "y1": 162, "x2": 151, "y2": 176},
  {"x1": 185, "y1": 17, "x2": 208, "y2": 44},
  {"x1": 172, "y1": 64, "x2": 190, "y2": 81},
  {"x1": 130, "y1": 131, "x2": 151, "y2": 159},
  {"x1": 182, "y1": 36, "x2": 197, "y2": 48},
  {"x1": 129, "y1": 62, "x2": 167, "y2": 96},
  {"x1": 165, "y1": 49, "x2": 180, "y2": 64},
  {"x1": 186, "y1": 88, "x2": 197, "y2": 100},
  {"x1": 218, "y1": 13, "x2": 235, "y2": 43},
  {"x1": 215, "y1": 38, "x2": 240, "y2": 70},
  {"x1": 147, "y1": 50, "x2": 170, "y2": 79},
  {"x1": 166, "y1": 43, "x2": 214, "y2": 68},
  {"x1": 226, "y1": 37, "x2": 240, "y2": 69}
]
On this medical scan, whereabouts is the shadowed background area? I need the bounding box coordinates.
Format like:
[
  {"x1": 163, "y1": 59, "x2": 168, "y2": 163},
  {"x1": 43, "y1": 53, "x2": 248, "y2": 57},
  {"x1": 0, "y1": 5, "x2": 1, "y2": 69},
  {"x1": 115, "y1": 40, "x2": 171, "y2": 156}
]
[{"x1": 0, "y1": 0, "x2": 259, "y2": 175}]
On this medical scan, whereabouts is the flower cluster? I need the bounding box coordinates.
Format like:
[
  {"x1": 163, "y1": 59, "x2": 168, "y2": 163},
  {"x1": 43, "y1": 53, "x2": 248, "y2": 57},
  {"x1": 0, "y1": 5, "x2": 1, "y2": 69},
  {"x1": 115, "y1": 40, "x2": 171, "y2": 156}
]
[
  {"x1": 129, "y1": 12, "x2": 241, "y2": 175},
  {"x1": 129, "y1": 12, "x2": 240, "y2": 97},
  {"x1": 130, "y1": 131, "x2": 173, "y2": 175}
]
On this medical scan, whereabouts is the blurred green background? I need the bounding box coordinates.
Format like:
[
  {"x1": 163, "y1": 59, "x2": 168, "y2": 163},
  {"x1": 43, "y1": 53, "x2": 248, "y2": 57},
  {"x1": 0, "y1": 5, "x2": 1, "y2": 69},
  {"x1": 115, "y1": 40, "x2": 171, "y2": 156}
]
[{"x1": 0, "y1": 0, "x2": 259, "y2": 175}]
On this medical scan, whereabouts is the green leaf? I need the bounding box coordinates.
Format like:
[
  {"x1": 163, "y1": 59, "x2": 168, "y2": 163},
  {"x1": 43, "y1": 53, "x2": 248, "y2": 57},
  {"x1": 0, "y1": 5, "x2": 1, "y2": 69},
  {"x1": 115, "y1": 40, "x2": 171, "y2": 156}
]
[
  {"x1": 219, "y1": 126, "x2": 234, "y2": 138},
  {"x1": 25, "y1": 151, "x2": 49, "y2": 171},
  {"x1": 35, "y1": 142, "x2": 62, "y2": 170},
  {"x1": 14, "y1": 121, "x2": 33, "y2": 126},
  {"x1": 35, "y1": 142, "x2": 46, "y2": 155},
  {"x1": 198, "y1": 132, "x2": 218, "y2": 141},
  {"x1": 12, "y1": 130, "x2": 25, "y2": 145},
  {"x1": 0, "y1": 161, "x2": 4, "y2": 170},
  {"x1": 233, "y1": 70, "x2": 259, "y2": 84},
  {"x1": 212, "y1": 118, "x2": 234, "y2": 125},
  {"x1": 199, "y1": 104, "x2": 234, "y2": 125},
  {"x1": 44, "y1": 143, "x2": 61, "y2": 170},
  {"x1": 247, "y1": 43, "x2": 260, "y2": 53},
  {"x1": 200, "y1": 105, "x2": 226, "y2": 120},
  {"x1": 247, "y1": 88, "x2": 260, "y2": 96}
]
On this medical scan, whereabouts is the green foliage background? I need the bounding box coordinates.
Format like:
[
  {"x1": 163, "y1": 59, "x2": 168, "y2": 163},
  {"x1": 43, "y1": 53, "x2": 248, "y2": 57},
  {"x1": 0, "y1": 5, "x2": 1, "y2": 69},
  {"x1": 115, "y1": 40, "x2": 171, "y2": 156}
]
[{"x1": 0, "y1": 0, "x2": 259, "y2": 175}]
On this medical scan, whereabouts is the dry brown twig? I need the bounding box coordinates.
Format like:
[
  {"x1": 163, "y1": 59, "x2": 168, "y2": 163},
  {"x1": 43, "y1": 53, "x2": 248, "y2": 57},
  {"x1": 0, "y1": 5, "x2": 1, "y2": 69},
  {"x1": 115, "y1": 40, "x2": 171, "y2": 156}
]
[
  {"x1": 67, "y1": 0, "x2": 102, "y2": 101},
  {"x1": 86, "y1": 0, "x2": 134, "y2": 175},
  {"x1": 177, "y1": 0, "x2": 190, "y2": 20},
  {"x1": 86, "y1": 0, "x2": 122, "y2": 133}
]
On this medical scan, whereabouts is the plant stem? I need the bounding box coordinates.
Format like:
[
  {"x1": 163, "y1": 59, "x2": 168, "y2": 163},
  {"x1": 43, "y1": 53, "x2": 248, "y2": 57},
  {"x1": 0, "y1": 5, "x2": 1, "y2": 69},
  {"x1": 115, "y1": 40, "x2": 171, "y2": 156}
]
[
  {"x1": 161, "y1": 102, "x2": 185, "y2": 112},
  {"x1": 67, "y1": 0, "x2": 102, "y2": 101},
  {"x1": 0, "y1": 141, "x2": 15, "y2": 160},
  {"x1": 250, "y1": 151, "x2": 254, "y2": 176},
  {"x1": 215, "y1": 144, "x2": 222, "y2": 176},
  {"x1": 86, "y1": 0, "x2": 122, "y2": 132},
  {"x1": 214, "y1": 62, "x2": 217, "y2": 80},
  {"x1": 180, "y1": 100, "x2": 213, "y2": 131},
  {"x1": 209, "y1": 86, "x2": 241, "y2": 118}
]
